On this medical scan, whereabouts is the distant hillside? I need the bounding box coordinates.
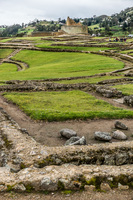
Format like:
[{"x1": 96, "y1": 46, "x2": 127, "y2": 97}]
[
  {"x1": 0, "y1": 7, "x2": 133, "y2": 37},
  {"x1": 83, "y1": 7, "x2": 133, "y2": 36}
]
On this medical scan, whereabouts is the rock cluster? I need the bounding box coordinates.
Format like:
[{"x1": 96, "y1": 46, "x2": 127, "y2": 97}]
[
  {"x1": 94, "y1": 121, "x2": 128, "y2": 142},
  {"x1": 60, "y1": 129, "x2": 86, "y2": 145}
]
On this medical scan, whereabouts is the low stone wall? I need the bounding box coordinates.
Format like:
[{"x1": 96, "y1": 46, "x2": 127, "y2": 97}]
[
  {"x1": 98, "y1": 78, "x2": 133, "y2": 85},
  {"x1": 94, "y1": 85, "x2": 122, "y2": 98},
  {"x1": 125, "y1": 73, "x2": 133, "y2": 77},
  {"x1": 0, "y1": 82, "x2": 92, "y2": 92}
]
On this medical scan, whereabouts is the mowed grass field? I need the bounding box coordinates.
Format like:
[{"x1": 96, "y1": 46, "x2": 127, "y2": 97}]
[
  {"x1": 0, "y1": 50, "x2": 124, "y2": 81},
  {"x1": 3, "y1": 90, "x2": 133, "y2": 121},
  {"x1": 0, "y1": 46, "x2": 132, "y2": 121}
]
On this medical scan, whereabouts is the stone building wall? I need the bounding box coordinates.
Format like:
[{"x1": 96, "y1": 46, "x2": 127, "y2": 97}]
[{"x1": 61, "y1": 25, "x2": 88, "y2": 35}]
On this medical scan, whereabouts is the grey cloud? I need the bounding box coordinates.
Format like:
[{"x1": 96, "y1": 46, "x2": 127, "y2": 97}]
[{"x1": 0, "y1": 0, "x2": 132, "y2": 25}]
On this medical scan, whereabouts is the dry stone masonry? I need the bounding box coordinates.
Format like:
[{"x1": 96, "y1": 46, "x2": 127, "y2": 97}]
[{"x1": 0, "y1": 108, "x2": 133, "y2": 192}]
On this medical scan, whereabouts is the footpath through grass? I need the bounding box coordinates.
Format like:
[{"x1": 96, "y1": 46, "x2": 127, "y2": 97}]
[
  {"x1": 0, "y1": 50, "x2": 123, "y2": 81},
  {"x1": 3, "y1": 90, "x2": 133, "y2": 121}
]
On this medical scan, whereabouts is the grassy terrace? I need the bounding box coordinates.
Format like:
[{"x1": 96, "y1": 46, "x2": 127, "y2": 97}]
[
  {"x1": 0, "y1": 50, "x2": 124, "y2": 81},
  {"x1": 112, "y1": 84, "x2": 133, "y2": 96},
  {"x1": 3, "y1": 90, "x2": 133, "y2": 121},
  {"x1": 0, "y1": 49, "x2": 14, "y2": 59},
  {"x1": 36, "y1": 44, "x2": 117, "y2": 51}
]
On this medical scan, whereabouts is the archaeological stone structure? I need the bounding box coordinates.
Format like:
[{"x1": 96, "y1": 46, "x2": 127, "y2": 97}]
[{"x1": 61, "y1": 17, "x2": 88, "y2": 35}]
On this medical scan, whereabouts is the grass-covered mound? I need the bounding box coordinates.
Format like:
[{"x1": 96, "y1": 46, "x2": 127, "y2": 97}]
[{"x1": 3, "y1": 90, "x2": 133, "y2": 121}]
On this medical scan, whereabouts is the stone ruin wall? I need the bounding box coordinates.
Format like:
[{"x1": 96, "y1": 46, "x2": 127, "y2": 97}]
[
  {"x1": 61, "y1": 16, "x2": 88, "y2": 35},
  {"x1": 61, "y1": 25, "x2": 88, "y2": 35}
]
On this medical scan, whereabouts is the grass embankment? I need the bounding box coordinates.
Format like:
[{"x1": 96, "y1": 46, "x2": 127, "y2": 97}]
[
  {"x1": 0, "y1": 50, "x2": 124, "y2": 81},
  {"x1": 0, "y1": 49, "x2": 14, "y2": 59},
  {"x1": 112, "y1": 84, "x2": 133, "y2": 96},
  {"x1": 3, "y1": 90, "x2": 133, "y2": 121}
]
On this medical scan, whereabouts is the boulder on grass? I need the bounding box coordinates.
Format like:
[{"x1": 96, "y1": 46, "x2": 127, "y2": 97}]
[
  {"x1": 60, "y1": 128, "x2": 77, "y2": 139},
  {"x1": 94, "y1": 131, "x2": 112, "y2": 141}
]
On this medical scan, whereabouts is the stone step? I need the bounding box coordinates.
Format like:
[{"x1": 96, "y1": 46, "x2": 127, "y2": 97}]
[{"x1": 0, "y1": 164, "x2": 133, "y2": 192}]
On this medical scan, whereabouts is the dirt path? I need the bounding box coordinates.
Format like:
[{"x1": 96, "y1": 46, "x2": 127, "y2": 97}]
[
  {"x1": 1, "y1": 190, "x2": 133, "y2": 200},
  {"x1": 0, "y1": 94, "x2": 133, "y2": 147}
]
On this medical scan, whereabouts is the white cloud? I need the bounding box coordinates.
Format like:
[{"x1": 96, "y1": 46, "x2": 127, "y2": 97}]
[{"x1": 0, "y1": 0, "x2": 132, "y2": 25}]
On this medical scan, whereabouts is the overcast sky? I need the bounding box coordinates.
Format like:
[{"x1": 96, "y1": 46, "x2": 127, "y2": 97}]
[{"x1": 0, "y1": 0, "x2": 132, "y2": 25}]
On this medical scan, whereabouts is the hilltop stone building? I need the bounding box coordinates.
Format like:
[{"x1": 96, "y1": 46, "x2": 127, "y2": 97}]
[{"x1": 61, "y1": 17, "x2": 88, "y2": 35}]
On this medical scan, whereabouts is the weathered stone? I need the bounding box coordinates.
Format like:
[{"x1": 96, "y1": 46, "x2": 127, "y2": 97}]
[
  {"x1": 60, "y1": 129, "x2": 77, "y2": 139},
  {"x1": 100, "y1": 183, "x2": 111, "y2": 191},
  {"x1": 13, "y1": 184, "x2": 26, "y2": 192},
  {"x1": 65, "y1": 136, "x2": 80, "y2": 145},
  {"x1": 124, "y1": 95, "x2": 133, "y2": 107},
  {"x1": 118, "y1": 183, "x2": 129, "y2": 190},
  {"x1": 0, "y1": 185, "x2": 7, "y2": 192},
  {"x1": 41, "y1": 177, "x2": 58, "y2": 191},
  {"x1": 104, "y1": 155, "x2": 115, "y2": 165},
  {"x1": 65, "y1": 136, "x2": 86, "y2": 145},
  {"x1": 96, "y1": 86, "x2": 122, "y2": 98},
  {"x1": 113, "y1": 130, "x2": 127, "y2": 140},
  {"x1": 94, "y1": 131, "x2": 112, "y2": 141},
  {"x1": 84, "y1": 185, "x2": 95, "y2": 191},
  {"x1": 116, "y1": 153, "x2": 129, "y2": 165},
  {"x1": 115, "y1": 121, "x2": 128, "y2": 130}
]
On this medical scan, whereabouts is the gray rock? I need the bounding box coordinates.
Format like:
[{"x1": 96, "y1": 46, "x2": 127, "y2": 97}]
[
  {"x1": 104, "y1": 155, "x2": 115, "y2": 165},
  {"x1": 41, "y1": 177, "x2": 58, "y2": 191},
  {"x1": 65, "y1": 136, "x2": 86, "y2": 146},
  {"x1": 60, "y1": 128, "x2": 77, "y2": 139},
  {"x1": 94, "y1": 131, "x2": 112, "y2": 141},
  {"x1": 115, "y1": 121, "x2": 128, "y2": 130},
  {"x1": 65, "y1": 136, "x2": 80, "y2": 145},
  {"x1": 113, "y1": 130, "x2": 127, "y2": 140},
  {"x1": 13, "y1": 184, "x2": 26, "y2": 192},
  {"x1": 124, "y1": 95, "x2": 133, "y2": 107},
  {"x1": 100, "y1": 183, "x2": 111, "y2": 191},
  {"x1": 116, "y1": 153, "x2": 129, "y2": 165}
]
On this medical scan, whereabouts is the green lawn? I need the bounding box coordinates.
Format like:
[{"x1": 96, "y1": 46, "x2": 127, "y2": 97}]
[
  {"x1": 3, "y1": 90, "x2": 133, "y2": 121},
  {"x1": 0, "y1": 50, "x2": 122, "y2": 81},
  {"x1": 0, "y1": 49, "x2": 14, "y2": 59},
  {"x1": 112, "y1": 84, "x2": 133, "y2": 96}
]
